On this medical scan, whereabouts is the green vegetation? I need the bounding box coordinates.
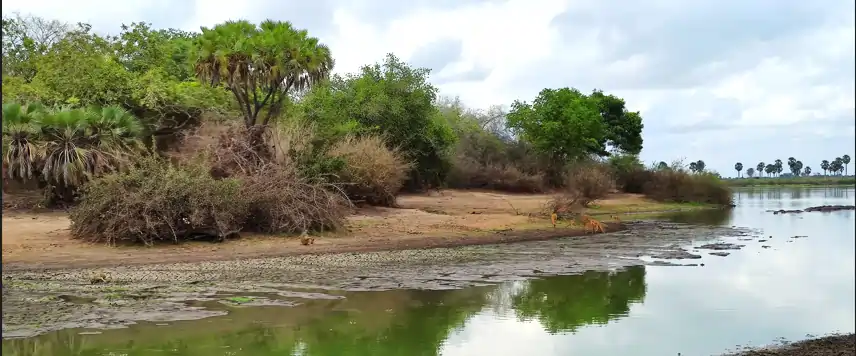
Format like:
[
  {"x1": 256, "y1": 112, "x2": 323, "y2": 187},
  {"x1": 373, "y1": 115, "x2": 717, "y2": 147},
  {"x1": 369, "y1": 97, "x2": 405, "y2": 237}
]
[
  {"x1": 729, "y1": 155, "x2": 854, "y2": 186},
  {"x1": 1, "y1": 14, "x2": 733, "y2": 244}
]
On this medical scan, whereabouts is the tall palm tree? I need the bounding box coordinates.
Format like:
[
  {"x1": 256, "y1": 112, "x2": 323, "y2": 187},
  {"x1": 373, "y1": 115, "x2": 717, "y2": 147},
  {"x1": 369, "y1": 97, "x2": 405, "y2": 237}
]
[
  {"x1": 756, "y1": 162, "x2": 765, "y2": 177},
  {"x1": 843, "y1": 155, "x2": 851, "y2": 176},
  {"x1": 193, "y1": 20, "x2": 334, "y2": 128},
  {"x1": 821, "y1": 160, "x2": 830, "y2": 175},
  {"x1": 734, "y1": 162, "x2": 743, "y2": 178}
]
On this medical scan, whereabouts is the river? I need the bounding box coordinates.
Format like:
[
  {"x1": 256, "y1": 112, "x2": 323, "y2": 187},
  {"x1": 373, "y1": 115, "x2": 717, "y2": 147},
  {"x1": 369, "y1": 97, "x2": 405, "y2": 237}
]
[{"x1": 3, "y1": 186, "x2": 854, "y2": 356}]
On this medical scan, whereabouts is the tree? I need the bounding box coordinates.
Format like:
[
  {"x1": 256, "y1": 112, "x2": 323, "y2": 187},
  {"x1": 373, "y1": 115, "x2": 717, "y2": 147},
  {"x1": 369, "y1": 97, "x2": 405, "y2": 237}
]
[
  {"x1": 746, "y1": 167, "x2": 755, "y2": 178},
  {"x1": 657, "y1": 161, "x2": 669, "y2": 170},
  {"x1": 1, "y1": 13, "x2": 72, "y2": 81},
  {"x1": 756, "y1": 162, "x2": 765, "y2": 177},
  {"x1": 832, "y1": 157, "x2": 844, "y2": 175},
  {"x1": 803, "y1": 166, "x2": 811, "y2": 176},
  {"x1": 695, "y1": 160, "x2": 705, "y2": 173},
  {"x1": 821, "y1": 160, "x2": 830, "y2": 175},
  {"x1": 843, "y1": 155, "x2": 851, "y2": 176},
  {"x1": 588, "y1": 90, "x2": 644, "y2": 155},
  {"x1": 734, "y1": 162, "x2": 743, "y2": 177},
  {"x1": 506, "y1": 87, "x2": 607, "y2": 177},
  {"x1": 193, "y1": 19, "x2": 333, "y2": 128},
  {"x1": 787, "y1": 157, "x2": 803, "y2": 177},
  {"x1": 111, "y1": 22, "x2": 196, "y2": 81},
  {"x1": 298, "y1": 54, "x2": 455, "y2": 188},
  {"x1": 689, "y1": 161, "x2": 698, "y2": 173},
  {"x1": 773, "y1": 159, "x2": 783, "y2": 177}
]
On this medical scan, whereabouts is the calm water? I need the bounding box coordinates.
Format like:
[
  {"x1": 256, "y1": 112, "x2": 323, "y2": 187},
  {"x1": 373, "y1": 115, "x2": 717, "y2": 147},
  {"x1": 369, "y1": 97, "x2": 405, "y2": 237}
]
[{"x1": 4, "y1": 187, "x2": 855, "y2": 356}]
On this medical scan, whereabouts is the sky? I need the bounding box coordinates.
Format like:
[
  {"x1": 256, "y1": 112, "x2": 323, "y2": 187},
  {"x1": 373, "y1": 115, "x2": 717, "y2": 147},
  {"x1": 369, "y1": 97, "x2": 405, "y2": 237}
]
[{"x1": 4, "y1": 0, "x2": 855, "y2": 176}]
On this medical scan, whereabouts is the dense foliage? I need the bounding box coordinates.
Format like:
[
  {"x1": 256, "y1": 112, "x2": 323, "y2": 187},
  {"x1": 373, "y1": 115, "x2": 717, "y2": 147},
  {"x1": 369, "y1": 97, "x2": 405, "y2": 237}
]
[{"x1": 1, "y1": 14, "x2": 732, "y2": 243}]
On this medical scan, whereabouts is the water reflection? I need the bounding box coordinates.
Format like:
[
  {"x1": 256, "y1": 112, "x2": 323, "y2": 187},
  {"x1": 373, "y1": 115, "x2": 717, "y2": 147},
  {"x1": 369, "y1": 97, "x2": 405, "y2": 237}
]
[
  {"x1": 3, "y1": 268, "x2": 647, "y2": 356},
  {"x1": 511, "y1": 266, "x2": 647, "y2": 334}
]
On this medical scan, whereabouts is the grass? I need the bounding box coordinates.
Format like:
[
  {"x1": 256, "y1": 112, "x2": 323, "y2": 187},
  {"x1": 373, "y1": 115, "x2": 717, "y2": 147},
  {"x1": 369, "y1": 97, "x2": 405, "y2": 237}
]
[
  {"x1": 584, "y1": 199, "x2": 714, "y2": 215},
  {"x1": 224, "y1": 296, "x2": 254, "y2": 304},
  {"x1": 726, "y1": 176, "x2": 855, "y2": 187}
]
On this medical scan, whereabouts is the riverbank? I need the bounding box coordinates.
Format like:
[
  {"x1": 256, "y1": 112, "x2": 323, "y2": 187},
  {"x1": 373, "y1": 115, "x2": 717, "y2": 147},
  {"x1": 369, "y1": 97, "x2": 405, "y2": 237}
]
[
  {"x1": 726, "y1": 176, "x2": 855, "y2": 187},
  {"x1": 722, "y1": 333, "x2": 855, "y2": 356},
  {"x1": 1, "y1": 190, "x2": 717, "y2": 271}
]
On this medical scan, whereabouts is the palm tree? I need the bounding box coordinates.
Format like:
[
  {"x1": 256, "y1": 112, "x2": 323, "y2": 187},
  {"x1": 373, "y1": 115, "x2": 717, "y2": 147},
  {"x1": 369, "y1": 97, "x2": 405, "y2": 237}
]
[
  {"x1": 773, "y1": 159, "x2": 783, "y2": 177},
  {"x1": 2, "y1": 102, "x2": 45, "y2": 181},
  {"x1": 689, "y1": 161, "x2": 698, "y2": 173},
  {"x1": 734, "y1": 162, "x2": 743, "y2": 178},
  {"x1": 193, "y1": 19, "x2": 334, "y2": 128},
  {"x1": 695, "y1": 160, "x2": 706, "y2": 173},
  {"x1": 803, "y1": 166, "x2": 811, "y2": 176},
  {"x1": 756, "y1": 162, "x2": 765, "y2": 177},
  {"x1": 821, "y1": 160, "x2": 830, "y2": 175},
  {"x1": 746, "y1": 167, "x2": 755, "y2": 178},
  {"x1": 657, "y1": 161, "x2": 668, "y2": 170},
  {"x1": 843, "y1": 155, "x2": 851, "y2": 176},
  {"x1": 2, "y1": 103, "x2": 144, "y2": 203}
]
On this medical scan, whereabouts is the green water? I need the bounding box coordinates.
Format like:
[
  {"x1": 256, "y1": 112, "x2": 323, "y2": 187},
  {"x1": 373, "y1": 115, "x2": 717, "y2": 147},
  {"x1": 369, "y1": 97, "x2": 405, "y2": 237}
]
[{"x1": 4, "y1": 187, "x2": 855, "y2": 356}]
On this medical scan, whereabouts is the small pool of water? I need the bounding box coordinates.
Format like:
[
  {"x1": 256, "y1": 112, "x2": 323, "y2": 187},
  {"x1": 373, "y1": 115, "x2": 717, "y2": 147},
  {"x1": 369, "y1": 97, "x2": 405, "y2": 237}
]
[{"x1": 4, "y1": 186, "x2": 854, "y2": 356}]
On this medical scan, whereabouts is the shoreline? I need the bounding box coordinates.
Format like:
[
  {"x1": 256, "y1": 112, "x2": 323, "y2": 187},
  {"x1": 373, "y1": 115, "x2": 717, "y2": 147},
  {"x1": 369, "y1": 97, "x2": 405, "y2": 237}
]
[
  {"x1": 721, "y1": 333, "x2": 855, "y2": 356},
  {"x1": 2, "y1": 190, "x2": 721, "y2": 272}
]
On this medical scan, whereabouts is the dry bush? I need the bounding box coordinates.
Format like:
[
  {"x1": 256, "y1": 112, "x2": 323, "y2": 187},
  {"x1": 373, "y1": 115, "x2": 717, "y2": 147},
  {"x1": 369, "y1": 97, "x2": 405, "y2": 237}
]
[
  {"x1": 70, "y1": 156, "x2": 248, "y2": 245},
  {"x1": 327, "y1": 135, "x2": 412, "y2": 206},
  {"x1": 643, "y1": 169, "x2": 733, "y2": 205},
  {"x1": 447, "y1": 157, "x2": 546, "y2": 193},
  {"x1": 71, "y1": 121, "x2": 353, "y2": 245},
  {"x1": 240, "y1": 164, "x2": 350, "y2": 233},
  {"x1": 563, "y1": 164, "x2": 615, "y2": 207}
]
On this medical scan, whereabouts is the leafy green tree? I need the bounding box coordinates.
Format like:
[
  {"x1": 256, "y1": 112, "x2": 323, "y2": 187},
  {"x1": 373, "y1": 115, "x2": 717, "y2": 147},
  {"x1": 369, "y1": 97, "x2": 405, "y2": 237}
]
[
  {"x1": 193, "y1": 19, "x2": 333, "y2": 128},
  {"x1": 1, "y1": 13, "x2": 71, "y2": 80},
  {"x1": 756, "y1": 162, "x2": 765, "y2": 177},
  {"x1": 843, "y1": 155, "x2": 851, "y2": 176},
  {"x1": 765, "y1": 164, "x2": 775, "y2": 177},
  {"x1": 746, "y1": 167, "x2": 755, "y2": 178},
  {"x1": 298, "y1": 54, "x2": 456, "y2": 188},
  {"x1": 832, "y1": 157, "x2": 844, "y2": 175},
  {"x1": 734, "y1": 162, "x2": 743, "y2": 177},
  {"x1": 111, "y1": 22, "x2": 196, "y2": 81},
  {"x1": 821, "y1": 160, "x2": 830, "y2": 175},
  {"x1": 588, "y1": 90, "x2": 644, "y2": 155},
  {"x1": 506, "y1": 87, "x2": 607, "y2": 180}
]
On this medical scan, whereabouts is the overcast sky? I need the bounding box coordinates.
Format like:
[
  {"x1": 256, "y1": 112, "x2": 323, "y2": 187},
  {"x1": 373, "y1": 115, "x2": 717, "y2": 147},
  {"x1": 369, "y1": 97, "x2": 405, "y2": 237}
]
[{"x1": 5, "y1": 0, "x2": 855, "y2": 176}]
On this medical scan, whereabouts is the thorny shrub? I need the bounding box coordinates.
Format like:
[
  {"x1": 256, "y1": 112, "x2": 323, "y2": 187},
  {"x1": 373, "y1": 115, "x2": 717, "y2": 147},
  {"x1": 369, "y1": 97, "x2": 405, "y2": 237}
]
[
  {"x1": 71, "y1": 121, "x2": 353, "y2": 245},
  {"x1": 327, "y1": 135, "x2": 412, "y2": 206},
  {"x1": 544, "y1": 164, "x2": 615, "y2": 219},
  {"x1": 447, "y1": 157, "x2": 546, "y2": 193},
  {"x1": 70, "y1": 155, "x2": 248, "y2": 245}
]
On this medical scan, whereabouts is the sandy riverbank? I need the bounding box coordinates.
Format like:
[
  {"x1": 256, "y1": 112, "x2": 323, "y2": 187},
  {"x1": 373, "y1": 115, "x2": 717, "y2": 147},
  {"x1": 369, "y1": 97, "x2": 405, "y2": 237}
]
[{"x1": 2, "y1": 190, "x2": 715, "y2": 271}]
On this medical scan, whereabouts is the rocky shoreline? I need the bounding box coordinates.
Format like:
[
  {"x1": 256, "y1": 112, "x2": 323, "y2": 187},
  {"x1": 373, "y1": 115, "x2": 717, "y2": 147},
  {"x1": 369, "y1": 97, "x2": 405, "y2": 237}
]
[{"x1": 721, "y1": 334, "x2": 855, "y2": 356}]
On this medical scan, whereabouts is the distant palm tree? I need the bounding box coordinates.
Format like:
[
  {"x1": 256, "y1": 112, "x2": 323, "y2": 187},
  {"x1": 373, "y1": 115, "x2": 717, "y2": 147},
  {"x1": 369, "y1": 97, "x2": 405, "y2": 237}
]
[
  {"x1": 773, "y1": 159, "x2": 783, "y2": 177},
  {"x1": 689, "y1": 161, "x2": 698, "y2": 173},
  {"x1": 734, "y1": 162, "x2": 743, "y2": 178},
  {"x1": 756, "y1": 162, "x2": 765, "y2": 177},
  {"x1": 696, "y1": 160, "x2": 706, "y2": 173},
  {"x1": 657, "y1": 161, "x2": 669, "y2": 170},
  {"x1": 821, "y1": 160, "x2": 830, "y2": 175},
  {"x1": 843, "y1": 155, "x2": 851, "y2": 176},
  {"x1": 803, "y1": 166, "x2": 811, "y2": 176},
  {"x1": 746, "y1": 167, "x2": 755, "y2": 178}
]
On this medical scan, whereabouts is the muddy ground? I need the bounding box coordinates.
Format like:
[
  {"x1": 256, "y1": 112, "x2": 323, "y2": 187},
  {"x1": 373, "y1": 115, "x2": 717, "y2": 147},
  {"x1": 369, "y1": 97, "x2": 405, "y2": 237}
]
[
  {"x1": 722, "y1": 333, "x2": 855, "y2": 356},
  {"x1": 1, "y1": 220, "x2": 760, "y2": 339}
]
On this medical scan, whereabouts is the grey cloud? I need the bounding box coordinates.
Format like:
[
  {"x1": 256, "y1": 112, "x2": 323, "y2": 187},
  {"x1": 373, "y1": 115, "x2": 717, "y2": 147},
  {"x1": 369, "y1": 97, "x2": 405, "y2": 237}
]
[
  {"x1": 439, "y1": 65, "x2": 493, "y2": 84},
  {"x1": 409, "y1": 38, "x2": 464, "y2": 74},
  {"x1": 548, "y1": 0, "x2": 850, "y2": 90},
  {"x1": 136, "y1": 1, "x2": 195, "y2": 31},
  {"x1": 244, "y1": 0, "x2": 339, "y2": 39},
  {"x1": 343, "y1": 0, "x2": 503, "y2": 29}
]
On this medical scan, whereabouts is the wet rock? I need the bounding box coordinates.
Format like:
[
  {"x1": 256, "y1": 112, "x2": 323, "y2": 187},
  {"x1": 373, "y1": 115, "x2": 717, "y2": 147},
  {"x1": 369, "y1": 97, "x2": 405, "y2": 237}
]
[
  {"x1": 761, "y1": 245, "x2": 771, "y2": 249},
  {"x1": 719, "y1": 333, "x2": 855, "y2": 356},
  {"x1": 770, "y1": 205, "x2": 855, "y2": 215},
  {"x1": 650, "y1": 249, "x2": 702, "y2": 260},
  {"x1": 758, "y1": 239, "x2": 767, "y2": 243},
  {"x1": 709, "y1": 252, "x2": 731, "y2": 257},
  {"x1": 790, "y1": 235, "x2": 806, "y2": 239},
  {"x1": 698, "y1": 243, "x2": 744, "y2": 251}
]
